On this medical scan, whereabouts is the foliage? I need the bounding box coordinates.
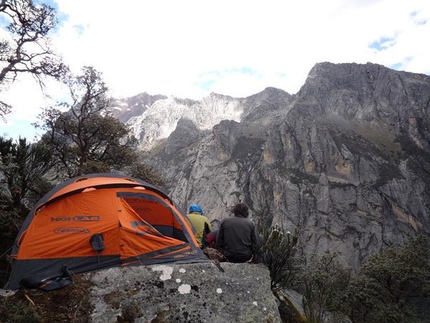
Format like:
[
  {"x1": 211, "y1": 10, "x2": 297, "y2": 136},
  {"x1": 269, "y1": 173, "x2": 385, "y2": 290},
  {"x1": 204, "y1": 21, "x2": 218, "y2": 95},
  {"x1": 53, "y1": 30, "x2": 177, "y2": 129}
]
[
  {"x1": 0, "y1": 137, "x2": 54, "y2": 229},
  {"x1": 373, "y1": 162, "x2": 403, "y2": 188},
  {"x1": 341, "y1": 274, "x2": 416, "y2": 323},
  {"x1": 395, "y1": 133, "x2": 430, "y2": 159},
  {"x1": 328, "y1": 181, "x2": 355, "y2": 189},
  {"x1": 295, "y1": 252, "x2": 351, "y2": 323},
  {"x1": 0, "y1": 136, "x2": 55, "y2": 288},
  {"x1": 341, "y1": 235, "x2": 430, "y2": 323},
  {"x1": 362, "y1": 235, "x2": 430, "y2": 299},
  {"x1": 36, "y1": 66, "x2": 139, "y2": 178},
  {"x1": 259, "y1": 225, "x2": 300, "y2": 289},
  {"x1": 290, "y1": 169, "x2": 319, "y2": 185},
  {"x1": 0, "y1": 0, "x2": 68, "y2": 119},
  {"x1": 0, "y1": 297, "x2": 41, "y2": 323},
  {"x1": 394, "y1": 133, "x2": 430, "y2": 184},
  {"x1": 128, "y1": 162, "x2": 166, "y2": 188}
]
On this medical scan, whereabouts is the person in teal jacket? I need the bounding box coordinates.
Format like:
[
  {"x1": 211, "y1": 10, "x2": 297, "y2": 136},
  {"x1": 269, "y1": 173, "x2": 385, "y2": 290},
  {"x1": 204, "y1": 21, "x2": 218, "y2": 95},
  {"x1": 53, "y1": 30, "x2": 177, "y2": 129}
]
[{"x1": 187, "y1": 204, "x2": 212, "y2": 248}]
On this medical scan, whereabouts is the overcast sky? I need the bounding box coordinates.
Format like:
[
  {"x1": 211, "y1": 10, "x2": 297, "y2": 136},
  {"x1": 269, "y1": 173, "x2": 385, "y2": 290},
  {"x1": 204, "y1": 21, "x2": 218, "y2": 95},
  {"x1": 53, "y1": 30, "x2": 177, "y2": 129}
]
[{"x1": 1, "y1": 0, "x2": 430, "y2": 140}]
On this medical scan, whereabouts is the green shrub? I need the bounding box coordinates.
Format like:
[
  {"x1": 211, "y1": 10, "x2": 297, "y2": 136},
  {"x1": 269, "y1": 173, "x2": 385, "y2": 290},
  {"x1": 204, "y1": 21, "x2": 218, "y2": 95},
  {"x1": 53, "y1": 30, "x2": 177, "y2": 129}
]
[
  {"x1": 296, "y1": 252, "x2": 351, "y2": 323},
  {"x1": 259, "y1": 225, "x2": 300, "y2": 289}
]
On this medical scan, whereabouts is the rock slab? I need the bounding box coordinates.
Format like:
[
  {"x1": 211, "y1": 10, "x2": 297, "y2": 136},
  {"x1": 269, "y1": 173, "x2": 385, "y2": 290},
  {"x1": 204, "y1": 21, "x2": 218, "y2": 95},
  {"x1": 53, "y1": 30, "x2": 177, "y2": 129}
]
[{"x1": 88, "y1": 262, "x2": 281, "y2": 323}]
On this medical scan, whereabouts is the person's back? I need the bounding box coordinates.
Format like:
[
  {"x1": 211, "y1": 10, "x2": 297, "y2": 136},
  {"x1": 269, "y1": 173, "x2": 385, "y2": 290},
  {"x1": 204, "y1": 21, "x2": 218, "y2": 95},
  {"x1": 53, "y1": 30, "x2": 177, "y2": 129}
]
[
  {"x1": 187, "y1": 204, "x2": 212, "y2": 248},
  {"x1": 216, "y1": 203, "x2": 261, "y2": 263}
]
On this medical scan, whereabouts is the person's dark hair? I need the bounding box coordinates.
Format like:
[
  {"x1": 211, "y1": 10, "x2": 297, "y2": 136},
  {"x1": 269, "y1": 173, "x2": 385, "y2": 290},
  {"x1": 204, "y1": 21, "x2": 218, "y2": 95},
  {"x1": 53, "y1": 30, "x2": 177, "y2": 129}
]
[{"x1": 233, "y1": 203, "x2": 249, "y2": 218}]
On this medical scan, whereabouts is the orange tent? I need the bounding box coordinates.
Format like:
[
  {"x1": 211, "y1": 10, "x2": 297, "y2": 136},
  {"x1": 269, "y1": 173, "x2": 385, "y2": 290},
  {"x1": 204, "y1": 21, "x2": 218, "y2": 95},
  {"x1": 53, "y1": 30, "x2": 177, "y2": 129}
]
[{"x1": 6, "y1": 173, "x2": 208, "y2": 290}]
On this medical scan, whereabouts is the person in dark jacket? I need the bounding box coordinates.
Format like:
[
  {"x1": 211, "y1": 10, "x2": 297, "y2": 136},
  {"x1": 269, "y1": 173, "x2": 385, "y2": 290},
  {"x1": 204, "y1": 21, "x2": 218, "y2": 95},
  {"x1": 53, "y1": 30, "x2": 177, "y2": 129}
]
[{"x1": 216, "y1": 202, "x2": 261, "y2": 263}]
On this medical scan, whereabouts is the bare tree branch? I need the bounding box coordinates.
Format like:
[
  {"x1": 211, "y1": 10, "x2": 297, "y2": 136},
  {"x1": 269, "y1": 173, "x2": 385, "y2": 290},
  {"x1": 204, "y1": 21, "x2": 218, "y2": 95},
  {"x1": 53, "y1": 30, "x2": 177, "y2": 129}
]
[{"x1": 0, "y1": 0, "x2": 69, "y2": 119}]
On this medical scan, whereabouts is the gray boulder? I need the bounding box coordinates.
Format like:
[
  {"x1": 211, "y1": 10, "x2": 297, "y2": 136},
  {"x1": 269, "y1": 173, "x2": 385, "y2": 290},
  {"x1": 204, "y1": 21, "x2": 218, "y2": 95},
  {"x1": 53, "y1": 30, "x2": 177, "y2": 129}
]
[
  {"x1": 89, "y1": 262, "x2": 280, "y2": 323},
  {"x1": 0, "y1": 263, "x2": 281, "y2": 322}
]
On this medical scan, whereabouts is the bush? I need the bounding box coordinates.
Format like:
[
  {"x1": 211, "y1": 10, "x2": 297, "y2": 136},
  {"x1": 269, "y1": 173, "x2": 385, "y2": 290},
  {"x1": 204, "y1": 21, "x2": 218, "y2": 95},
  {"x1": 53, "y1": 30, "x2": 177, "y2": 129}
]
[
  {"x1": 296, "y1": 252, "x2": 351, "y2": 323},
  {"x1": 259, "y1": 225, "x2": 300, "y2": 289},
  {"x1": 341, "y1": 235, "x2": 430, "y2": 323}
]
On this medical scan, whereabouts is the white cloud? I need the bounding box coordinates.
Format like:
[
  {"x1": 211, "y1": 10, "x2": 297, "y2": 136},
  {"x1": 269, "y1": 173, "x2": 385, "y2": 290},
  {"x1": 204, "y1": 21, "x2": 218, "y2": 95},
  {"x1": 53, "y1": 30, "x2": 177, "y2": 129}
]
[
  {"x1": 1, "y1": 0, "x2": 429, "y2": 139},
  {"x1": 51, "y1": 0, "x2": 430, "y2": 97}
]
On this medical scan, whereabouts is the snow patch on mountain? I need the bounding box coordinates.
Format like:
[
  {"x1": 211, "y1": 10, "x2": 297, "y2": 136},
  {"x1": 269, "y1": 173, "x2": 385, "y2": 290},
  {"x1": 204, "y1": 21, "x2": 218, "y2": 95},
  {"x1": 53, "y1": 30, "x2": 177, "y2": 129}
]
[{"x1": 126, "y1": 94, "x2": 243, "y2": 150}]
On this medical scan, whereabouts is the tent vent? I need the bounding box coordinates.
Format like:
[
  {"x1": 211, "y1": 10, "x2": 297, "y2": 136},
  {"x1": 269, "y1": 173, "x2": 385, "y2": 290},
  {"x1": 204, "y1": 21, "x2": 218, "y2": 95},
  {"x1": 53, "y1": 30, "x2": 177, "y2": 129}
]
[
  {"x1": 123, "y1": 177, "x2": 137, "y2": 183},
  {"x1": 75, "y1": 177, "x2": 89, "y2": 182},
  {"x1": 90, "y1": 234, "x2": 105, "y2": 253}
]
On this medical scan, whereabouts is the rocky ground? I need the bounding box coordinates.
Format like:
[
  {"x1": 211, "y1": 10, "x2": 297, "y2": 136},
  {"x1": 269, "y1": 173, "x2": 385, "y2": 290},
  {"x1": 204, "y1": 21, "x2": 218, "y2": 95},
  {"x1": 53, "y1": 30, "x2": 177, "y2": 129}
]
[{"x1": 1, "y1": 262, "x2": 281, "y2": 323}]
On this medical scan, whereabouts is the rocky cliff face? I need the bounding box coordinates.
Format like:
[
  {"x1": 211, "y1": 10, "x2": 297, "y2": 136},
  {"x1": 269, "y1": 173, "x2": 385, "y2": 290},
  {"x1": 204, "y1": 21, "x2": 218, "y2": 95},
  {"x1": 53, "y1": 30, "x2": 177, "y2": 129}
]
[
  {"x1": 110, "y1": 92, "x2": 244, "y2": 150},
  {"x1": 140, "y1": 62, "x2": 430, "y2": 271}
]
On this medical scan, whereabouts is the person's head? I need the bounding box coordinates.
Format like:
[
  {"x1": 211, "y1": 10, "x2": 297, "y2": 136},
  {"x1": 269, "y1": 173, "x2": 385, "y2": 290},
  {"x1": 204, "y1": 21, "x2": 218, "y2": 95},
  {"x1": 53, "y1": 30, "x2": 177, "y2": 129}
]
[
  {"x1": 188, "y1": 204, "x2": 204, "y2": 215},
  {"x1": 233, "y1": 203, "x2": 249, "y2": 218}
]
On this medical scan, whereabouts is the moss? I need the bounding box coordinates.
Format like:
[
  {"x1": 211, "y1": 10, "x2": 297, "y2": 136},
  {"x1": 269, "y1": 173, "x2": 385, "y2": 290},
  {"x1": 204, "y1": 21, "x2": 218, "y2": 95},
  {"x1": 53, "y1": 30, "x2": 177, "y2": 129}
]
[
  {"x1": 274, "y1": 162, "x2": 290, "y2": 179},
  {"x1": 274, "y1": 163, "x2": 319, "y2": 185},
  {"x1": 231, "y1": 137, "x2": 265, "y2": 161},
  {"x1": 0, "y1": 274, "x2": 94, "y2": 323},
  {"x1": 0, "y1": 297, "x2": 41, "y2": 323},
  {"x1": 290, "y1": 169, "x2": 319, "y2": 185},
  {"x1": 396, "y1": 133, "x2": 430, "y2": 162},
  {"x1": 373, "y1": 162, "x2": 403, "y2": 188},
  {"x1": 395, "y1": 134, "x2": 430, "y2": 182},
  {"x1": 330, "y1": 128, "x2": 392, "y2": 161},
  {"x1": 328, "y1": 181, "x2": 355, "y2": 189},
  {"x1": 150, "y1": 309, "x2": 171, "y2": 323},
  {"x1": 117, "y1": 302, "x2": 142, "y2": 322},
  {"x1": 104, "y1": 291, "x2": 125, "y2": 309},
  {"x1": 353, "y1": 123, "x2": 401, "y2": 160}
]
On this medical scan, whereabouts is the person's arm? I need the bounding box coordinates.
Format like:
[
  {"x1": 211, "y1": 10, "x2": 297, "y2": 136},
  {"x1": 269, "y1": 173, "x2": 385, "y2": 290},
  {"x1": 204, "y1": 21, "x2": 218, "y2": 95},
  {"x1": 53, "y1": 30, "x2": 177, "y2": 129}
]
[
  {"x1": 204, "y1": 219, "x2": 212, "y2": 234},
  {"x1": 251, "y1": 224, "x2": 262, "y2": 251}
]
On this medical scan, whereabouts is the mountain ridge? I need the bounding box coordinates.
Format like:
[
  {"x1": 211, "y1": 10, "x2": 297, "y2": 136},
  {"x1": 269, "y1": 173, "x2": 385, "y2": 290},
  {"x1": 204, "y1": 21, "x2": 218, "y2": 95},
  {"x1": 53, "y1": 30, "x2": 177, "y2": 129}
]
[{"x1": 114, "y1": 62, "x2": 430, "y2": 271}]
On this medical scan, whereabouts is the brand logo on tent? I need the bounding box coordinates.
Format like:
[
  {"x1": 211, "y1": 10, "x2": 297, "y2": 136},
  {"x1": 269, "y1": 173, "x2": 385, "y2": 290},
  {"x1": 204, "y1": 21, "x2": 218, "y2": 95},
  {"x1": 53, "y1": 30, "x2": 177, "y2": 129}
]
[
  {"x1": 50, "y1": 215, "x2": 100, "y2": 222},
  {"x1": 54, "y1": 228, "x2": 91, "y2": 234},
  {"x1": 173, "y1": 249, "x2": 198, "y2": 259}
]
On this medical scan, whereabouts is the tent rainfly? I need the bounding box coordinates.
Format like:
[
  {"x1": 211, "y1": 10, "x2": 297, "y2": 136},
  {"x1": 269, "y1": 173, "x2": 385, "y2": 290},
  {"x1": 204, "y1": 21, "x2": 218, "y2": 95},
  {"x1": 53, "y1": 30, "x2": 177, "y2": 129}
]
[{"x1": 6, "y1": 173, "x2": 208, "y2": 290}]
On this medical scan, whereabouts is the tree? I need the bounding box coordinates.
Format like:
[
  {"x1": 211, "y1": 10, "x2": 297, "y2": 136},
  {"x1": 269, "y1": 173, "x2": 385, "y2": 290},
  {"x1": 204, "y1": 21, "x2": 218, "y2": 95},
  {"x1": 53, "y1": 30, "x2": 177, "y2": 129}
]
[
  {"x1": 0, "y1": 136, "x2": 53, "y2": 288},
  {"x1": 0, "y1": 0, "x2": 67, "y2": 119},
  {"x1": 128, "y1": 163, "x2": 166, "y2": 188},
  {"x1": 0, "y1": 137, "x2": 51, "y2": 209},
  {"x1": 341, "y1": 235, "x2": 430, "y2": 323},
  {"x1": 0, "y1": 137, "x2": 52, "y2": 252},
  {"x1": 296, "y1": 252, "x2": 351, "y2": 323},
  {"x1": 36, "y1": 66, "x2": 139, "y2": 178}
]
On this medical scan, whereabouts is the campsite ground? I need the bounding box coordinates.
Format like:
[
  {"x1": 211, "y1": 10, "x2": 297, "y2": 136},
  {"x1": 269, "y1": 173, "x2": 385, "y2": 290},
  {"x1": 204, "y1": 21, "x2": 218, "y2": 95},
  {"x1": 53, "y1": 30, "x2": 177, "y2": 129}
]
[{"x1": 1, "y1": 275, "x2": 94, "y2": 322}]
